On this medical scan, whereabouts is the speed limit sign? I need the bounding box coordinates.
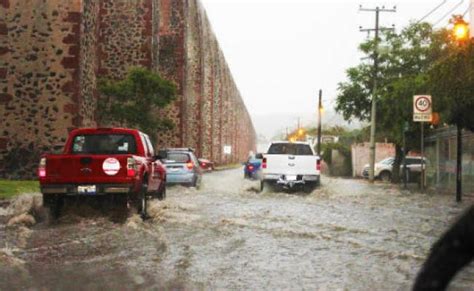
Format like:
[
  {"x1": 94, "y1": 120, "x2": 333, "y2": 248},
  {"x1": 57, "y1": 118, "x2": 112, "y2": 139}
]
[{"x1": 413, "y1": 95, "x2": 432, "y2": 122}]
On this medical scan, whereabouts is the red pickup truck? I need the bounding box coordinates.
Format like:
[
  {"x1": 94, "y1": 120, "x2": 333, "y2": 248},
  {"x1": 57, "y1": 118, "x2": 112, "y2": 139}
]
[{"x1": 38, "y1": 128, "x2": 166, "y2": 218}]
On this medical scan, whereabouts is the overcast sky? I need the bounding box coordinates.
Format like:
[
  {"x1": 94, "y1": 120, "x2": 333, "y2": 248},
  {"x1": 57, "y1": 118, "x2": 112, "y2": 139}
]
[
  {"x1": 200, "y1": 0, "x2": 470, "y2": 136},
  {"x1": 198, "y1": 0, "x2": 469, "y2": 115}
]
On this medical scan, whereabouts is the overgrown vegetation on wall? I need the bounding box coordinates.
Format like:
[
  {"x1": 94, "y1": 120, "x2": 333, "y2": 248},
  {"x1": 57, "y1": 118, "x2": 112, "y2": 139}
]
[{"x1": 98, "y1": 68, "x2": 177, "y2": 141}]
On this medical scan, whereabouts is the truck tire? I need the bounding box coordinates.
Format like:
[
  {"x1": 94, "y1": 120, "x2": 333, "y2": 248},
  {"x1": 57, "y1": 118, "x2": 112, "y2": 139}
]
[
  {"x1": 43, "y1": 194, "x2": 63, "y2": 220},
  {"x1": 139, "y1": 179, "x2": 149, "y2": 220},
  {"x1": 260, "y1": 181, "x2": 270, "y2": 192},
  {"x1": 157, "y1": 183, "x2": 166, "y2": 200},
  {"x1": 303, "y1": 182, "x2": 316, "y2": 194}
]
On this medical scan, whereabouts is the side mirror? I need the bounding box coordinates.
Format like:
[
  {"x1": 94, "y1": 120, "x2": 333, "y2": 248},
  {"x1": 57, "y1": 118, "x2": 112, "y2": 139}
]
[{"x1": 255, "y1": 153, "x2": 263, "y2": 159}]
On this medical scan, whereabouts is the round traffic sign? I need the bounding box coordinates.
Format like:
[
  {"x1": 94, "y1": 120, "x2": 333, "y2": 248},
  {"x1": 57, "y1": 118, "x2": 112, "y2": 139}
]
[{"x1": 415, "y1": 96, "x2": 431, "y2": 112}]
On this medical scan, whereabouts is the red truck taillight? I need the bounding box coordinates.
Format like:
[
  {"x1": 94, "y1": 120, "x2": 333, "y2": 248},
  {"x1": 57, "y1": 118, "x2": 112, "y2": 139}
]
[
  {"x1": 38, "y1": 157, "x2": 47, "y2": 178},
  {"x1": 262, "y1": 158, "x2": 267, "y2": 169},
  {"x1": 317, "y1": 159, "x2": 321, "y2": 171},
  {"x1": 127, "y1": 157, "x2": 137, "y2": 177}
]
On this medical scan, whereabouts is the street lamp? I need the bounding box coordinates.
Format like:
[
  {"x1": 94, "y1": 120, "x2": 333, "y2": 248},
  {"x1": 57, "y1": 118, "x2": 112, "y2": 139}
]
[{"x1": 452, "y1": 16, "x2": 469, "y2": 43}]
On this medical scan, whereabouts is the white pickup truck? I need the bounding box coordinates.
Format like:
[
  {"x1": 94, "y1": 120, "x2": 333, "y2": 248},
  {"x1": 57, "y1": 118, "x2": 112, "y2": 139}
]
[{"x1": 259, "y1": 141, "x2": 321, "y2": 193}]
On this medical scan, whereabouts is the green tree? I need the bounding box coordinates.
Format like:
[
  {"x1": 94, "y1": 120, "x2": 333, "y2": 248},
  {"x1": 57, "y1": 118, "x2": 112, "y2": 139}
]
[
  {"x1": 98, "y1": 68, "x2": 177, "y2": 141},
  {"x1": 428, "y1": 39, "x2": 474, "y2": 132},
  {"x1": 335, "y1": 22, "x2": 443, "y2": 182}
]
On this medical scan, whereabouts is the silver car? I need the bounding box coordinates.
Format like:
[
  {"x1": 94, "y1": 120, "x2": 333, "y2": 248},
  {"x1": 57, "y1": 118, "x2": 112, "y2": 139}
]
[
  {"x1": 362, "y1": 156, "x2": 427, "y2": 182},
  {"x1": 162, "y1": 149, "x2": 202, "y2": 188}
]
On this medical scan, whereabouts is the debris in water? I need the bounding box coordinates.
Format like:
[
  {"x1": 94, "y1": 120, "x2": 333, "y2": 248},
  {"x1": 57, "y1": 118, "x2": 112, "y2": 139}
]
[
  {"x1": 7, "y1": 193, "x2": 42, "y2": 217},
  {"x1": 7, "y1": 213, "x2": 36, "y2": 227}
]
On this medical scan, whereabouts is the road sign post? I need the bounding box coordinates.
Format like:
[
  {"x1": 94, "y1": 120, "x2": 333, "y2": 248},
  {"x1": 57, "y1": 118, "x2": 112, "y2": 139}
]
[{"x1": 413, "y1": 95, "x2": 432, "y2": 191}]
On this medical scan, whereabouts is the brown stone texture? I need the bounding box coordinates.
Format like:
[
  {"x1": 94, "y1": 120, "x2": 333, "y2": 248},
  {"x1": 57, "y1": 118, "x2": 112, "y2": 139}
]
[
  {"x1": 0, "y1": 0, "x2": 255, "y2": 178},
  {"x1": 0, "y1": 0, "x2": 90, "y2": 178},
  {"x1": 157, "y1": 0, "x2": 256, "y2": 163}
]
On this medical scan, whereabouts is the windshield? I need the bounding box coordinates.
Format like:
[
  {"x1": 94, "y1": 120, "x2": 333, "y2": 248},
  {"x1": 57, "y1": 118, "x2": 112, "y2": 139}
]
[
  {"x1": 71, "y1": 134, "x2": 137, "y2": 155},
  {"x1": 380, "y1": 158, "x2": 394, "y2": 165}
]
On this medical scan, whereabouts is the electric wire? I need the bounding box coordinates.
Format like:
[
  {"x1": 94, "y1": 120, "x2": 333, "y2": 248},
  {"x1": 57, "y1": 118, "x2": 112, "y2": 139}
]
[
  {"x1": 416, "y1": 0, "x2": 448, "y2": 24},
  {"x1": 462, "y1": 2, "x2": 472, "y2": 16},
  {"x1": 433, "y1": 0, "x2": 465, "y2": 26}
]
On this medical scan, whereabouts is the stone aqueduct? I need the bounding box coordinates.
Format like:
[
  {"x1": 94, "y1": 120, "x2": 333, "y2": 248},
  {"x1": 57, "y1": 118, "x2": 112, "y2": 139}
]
[{"x1": 0, "y1": 0, "x2": 256, "y2": 178}]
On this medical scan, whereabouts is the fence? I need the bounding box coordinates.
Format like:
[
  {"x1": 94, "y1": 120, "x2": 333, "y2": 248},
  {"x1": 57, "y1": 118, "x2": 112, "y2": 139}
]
[{"x1": 425, "y1": 127, "x2": 474, "y2": 195}]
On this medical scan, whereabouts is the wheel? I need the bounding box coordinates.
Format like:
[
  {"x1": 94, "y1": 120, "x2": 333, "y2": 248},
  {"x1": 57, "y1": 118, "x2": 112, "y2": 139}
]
[
  {"x1": 43, "y1": 194, "x2": 63, "y2": 220},
  {"x1": 191, "y1": 176, "x2": 200, "y2": 189},
  {"x1": 303, "y1": 182, "x2": 316, "y2": 194},
  {"x1": 157, "y1": 183, "x2": 166, "y2": 200},
  {"x1": 139, "y1": 179, "x2": 149, "y2": 220},
  {"x1": 380, "y1": 171, "x2": 392, "y2": 182},
  {"x1": 260, "y1": 180, "x2": 269, "y2": 192}
]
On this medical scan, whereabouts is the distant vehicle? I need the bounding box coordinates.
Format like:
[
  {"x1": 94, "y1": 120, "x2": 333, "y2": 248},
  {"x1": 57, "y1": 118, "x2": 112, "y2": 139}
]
[
  {"x1": 161, "y1": 148, "x2": 203, "y2": 188},
  {"x1": 198, "y1": 158, "x2": 215, "y2": 171},
  {"x1": 38, "y1": 128, "x2": 167, "y2": 219},
  {"x1": 260, "y1": 141, "x2": 321, "y2": 193},
  {"x1": 244, "y1": 155, "x2": 262, "y2": 179},
  {"x1": 362, "y1": 156, "x2": 427, "y2": 182}
]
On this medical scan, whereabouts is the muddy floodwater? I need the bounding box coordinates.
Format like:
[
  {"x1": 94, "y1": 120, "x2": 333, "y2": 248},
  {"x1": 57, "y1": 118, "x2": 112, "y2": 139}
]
[{"x1": 1, "y1": 168, "x2": 474, "y2": 290}]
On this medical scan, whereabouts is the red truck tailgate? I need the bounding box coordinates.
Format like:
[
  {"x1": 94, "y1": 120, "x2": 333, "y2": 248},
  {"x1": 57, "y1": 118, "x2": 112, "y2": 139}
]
[{"x1": 43, "y1": 154, "x2": 134, "y2": 184}]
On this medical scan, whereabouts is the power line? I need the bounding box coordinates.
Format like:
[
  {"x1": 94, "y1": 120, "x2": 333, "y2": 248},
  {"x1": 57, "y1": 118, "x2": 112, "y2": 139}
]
[
  {"x1": 416, "y1": 0, "x2": 448, "y2": 24},
  {"x1": 462, "y1": 2, "x2": 472, "y2": 16},
  {"x1": 433, "y1": 0, "x2": 465, "y2": 26}
]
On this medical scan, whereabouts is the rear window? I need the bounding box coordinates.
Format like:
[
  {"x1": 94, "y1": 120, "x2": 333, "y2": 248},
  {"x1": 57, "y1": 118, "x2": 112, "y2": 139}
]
[
  {"x1": 267, "y1": 143, "x2": 313, "y2": 155},
  {"x1": 71, "y1": 134, "x2": 137, "y2": 155},
  {"x1": 164, "y1": 153, "x2": 190, "y2": 163}
]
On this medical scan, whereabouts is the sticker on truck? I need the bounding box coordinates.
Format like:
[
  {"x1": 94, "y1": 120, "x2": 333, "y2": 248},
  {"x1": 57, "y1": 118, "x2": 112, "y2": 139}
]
[{"x1": 103, "y1": 158, "x2": 121, "y2": 176}]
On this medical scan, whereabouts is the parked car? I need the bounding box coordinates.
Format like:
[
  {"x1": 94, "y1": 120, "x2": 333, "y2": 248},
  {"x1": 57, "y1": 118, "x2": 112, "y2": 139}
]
[
  {"x1": 244, "y1": 155, "x2": 262, "y2": 179},
  {"x1": 38, "y1": 127, "x2": 167, "y2": 219},
  {"x1": 362, "y1": 156, "x2": 427, "y2": 182},
  {"x1": 161, "y1": 148, "x2": 203, "y2": 188},
  {"x1": 260, "y1": 141, "x2": 321, "y2": 193},
  {"x1": 198, "y1": 158, "x2": 215, "y2": 171}
]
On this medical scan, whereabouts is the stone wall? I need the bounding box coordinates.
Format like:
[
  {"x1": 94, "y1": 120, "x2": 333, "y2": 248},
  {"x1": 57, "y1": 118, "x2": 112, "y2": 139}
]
[
  {"x1": 0, "y1": 0, "x2": 256, "y2": 178},
  {"x1": 98, "y1": 0, "x2": 155, "y2": 79},
  {"x1": 0, "y1": 0, "x2": 95, "y2": 178},
  {"x1": 157, "y1": 0, "x2": 256, "y2": 163}
]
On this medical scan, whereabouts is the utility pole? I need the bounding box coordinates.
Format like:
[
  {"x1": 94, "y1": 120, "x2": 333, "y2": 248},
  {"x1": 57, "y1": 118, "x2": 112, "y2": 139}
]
[
  {"x1": 359, "y1": 5, "x2": 396, "y2": 182},
  {"x1": 456, "y1": 125, "x2": 462, "y2": 202},
  {"x1": 317, "y1": 89, "x2": 322, "y2": 156}
]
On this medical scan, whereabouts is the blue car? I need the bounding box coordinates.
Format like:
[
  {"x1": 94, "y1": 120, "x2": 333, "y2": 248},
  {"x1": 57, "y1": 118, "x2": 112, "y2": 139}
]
[
  {"x1": 244, "y1": 156, "x2": 262, "y2": 179},
  {"x1": 162, "y1": 148, "x2": 202, "y2": 188}
]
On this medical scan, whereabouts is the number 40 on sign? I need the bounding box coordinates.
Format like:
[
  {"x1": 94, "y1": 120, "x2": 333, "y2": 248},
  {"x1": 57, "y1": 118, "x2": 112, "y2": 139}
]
[{"x1": 413, "y1": 95, "x2": 432, "y2": 122}]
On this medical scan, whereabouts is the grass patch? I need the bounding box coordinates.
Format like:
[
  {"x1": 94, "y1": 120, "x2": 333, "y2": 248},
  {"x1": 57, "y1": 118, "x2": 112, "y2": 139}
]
[{"x1": 0, "y1": 180, "x2": 39, "y2": 199}]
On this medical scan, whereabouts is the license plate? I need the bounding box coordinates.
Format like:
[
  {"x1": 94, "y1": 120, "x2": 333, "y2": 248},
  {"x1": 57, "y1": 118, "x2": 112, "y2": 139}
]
[
  {"x1": 286, "y1": 175, "x2": 297, "y2": 181},
  {"x1": 78, "y1": 185, "x2": 96, "y2": 194}
]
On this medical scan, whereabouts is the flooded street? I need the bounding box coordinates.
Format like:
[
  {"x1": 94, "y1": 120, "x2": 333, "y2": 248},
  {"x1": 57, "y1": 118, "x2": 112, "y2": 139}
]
[{"x1": 1, "y1": 168, "x2": 474, "y2": 290}]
